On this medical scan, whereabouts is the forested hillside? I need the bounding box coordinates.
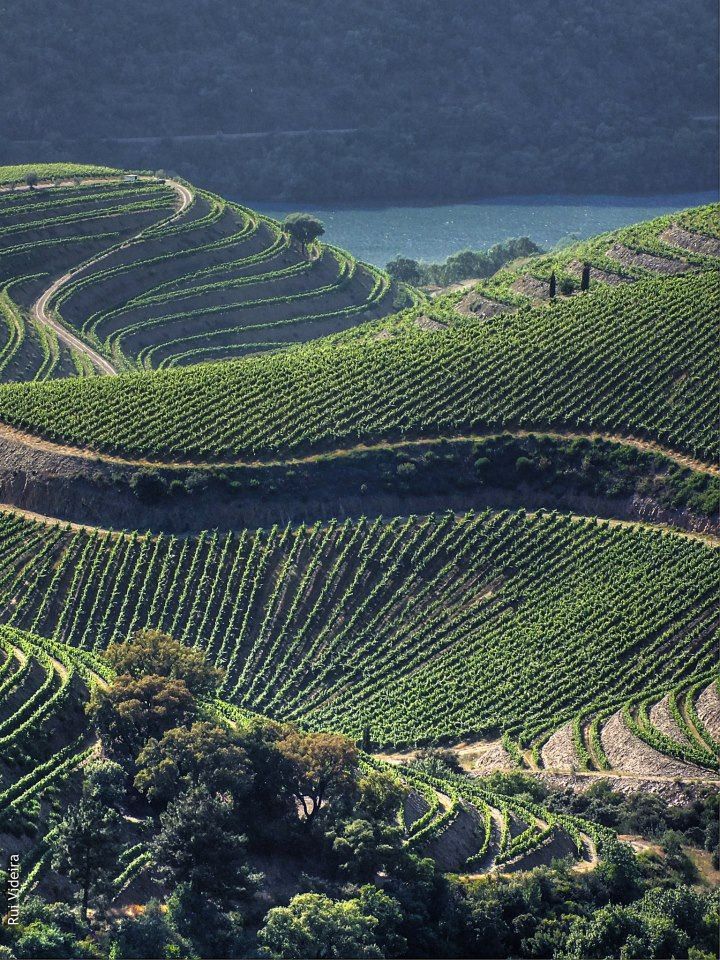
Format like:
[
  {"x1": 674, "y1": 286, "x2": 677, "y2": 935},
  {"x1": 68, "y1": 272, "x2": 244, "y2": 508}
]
[{"x1": 0, "y1": 0, "x2": 716, "y2": 199}]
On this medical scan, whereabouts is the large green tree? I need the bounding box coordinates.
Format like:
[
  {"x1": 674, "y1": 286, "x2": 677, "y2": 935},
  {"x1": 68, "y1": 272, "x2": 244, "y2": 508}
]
[
  {"x1": 278, "y1": 729, "x2": 358, "y2": 823},
  {"x1": 386, "y1": 256, "x2": 422, "y2": 285},
  {"x1": 258, "y1": 890, "x2": 403, "y2": 959},
  {"x1": 87, "y1": 673, "x2": 196, "y2": 761},
  {"x1": 134, "y1": 721, "x2": 253, "y2": 806},
  {"x1": 105, "y1": 628, "x2": 223, "y2": 697},
  {"x1": 152, "y1": 787, "x2": 255, "y2": 906},
  {"x1": 51, "y1": 798, "x2": 122, "y2": 920},
  {"x1": 281, "y1": 213, "x2": 324, "y2": 256}
]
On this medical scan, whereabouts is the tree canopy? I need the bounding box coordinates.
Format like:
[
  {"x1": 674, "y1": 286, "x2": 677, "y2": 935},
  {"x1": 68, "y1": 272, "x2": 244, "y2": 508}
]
[{"x1": 105, "y1": 628, "x2": 223, "y2": 697}]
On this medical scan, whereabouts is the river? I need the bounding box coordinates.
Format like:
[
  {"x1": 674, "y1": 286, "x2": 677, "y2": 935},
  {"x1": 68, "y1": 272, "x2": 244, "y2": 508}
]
[{"x1": 248, "y1": 192, "x2": 716, "y2": 267}]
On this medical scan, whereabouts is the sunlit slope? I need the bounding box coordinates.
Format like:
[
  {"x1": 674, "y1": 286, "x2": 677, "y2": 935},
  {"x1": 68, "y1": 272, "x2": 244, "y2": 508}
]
[
  {"x1": 0, "y1": 271, "x2": 715, "y2": 462},
  {"x1": 0, "y1": 509, "x2": 716, "y2": 750},
  {"x1": 449, "y1": 203, "x2": 720, "y2": 308},
  {"x1": 0, "y1": 165, "x2": 401, "y2": 380}
]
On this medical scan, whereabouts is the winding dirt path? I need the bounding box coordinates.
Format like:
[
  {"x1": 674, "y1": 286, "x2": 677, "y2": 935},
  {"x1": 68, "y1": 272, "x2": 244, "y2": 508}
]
[
  {"x1": 0, "y1": 421, "x2": 714, "y2": 478},
  {"x1": 27, "y1": 177, "x2": 193, "y2": 376}
]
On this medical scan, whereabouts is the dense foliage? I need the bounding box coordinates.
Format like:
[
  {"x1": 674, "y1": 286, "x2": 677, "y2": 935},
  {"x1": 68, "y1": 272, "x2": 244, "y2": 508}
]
[
  {"x1": 0, "y1": 272, "x2": 714, "y2": 460},
  {"x1": 0, "y1": 1, "x2": 716, "y2": 200},
  {"x1": 387, "y1": 238, "x2": 542, "y2": 286}
]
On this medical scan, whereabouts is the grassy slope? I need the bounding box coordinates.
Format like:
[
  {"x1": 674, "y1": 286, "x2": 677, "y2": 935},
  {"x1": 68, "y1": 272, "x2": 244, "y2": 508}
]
[
  {"x1": 444, "y1": 203, "x2": 720, "y2": 306},
  {"x1": 0, "y1": 163, "x2": 119, "y2": 184}
]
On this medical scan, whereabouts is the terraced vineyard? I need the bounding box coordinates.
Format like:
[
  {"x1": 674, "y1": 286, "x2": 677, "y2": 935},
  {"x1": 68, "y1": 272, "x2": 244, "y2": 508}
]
[
  {"x1": 0, "y1": 163, "x2": 402, "y2": 381},
  {"x1": 0, "y1": 621, "x2": 607, "y2": 885},
  {"x1": 0, "y1": 625, "x2": 101, "y2": 847},
  {"x1": 449, "y1": 202, "x2": 720, "y2": 310},
  {"x1": 0, "y1": 270, "x2": 715, "y2": 462},
  {"x1": 0, "y1": 200, "x2": 718, "y2": 908},
  {"x1": 0, "y1": 508, "x2": 716, "y2": 752}
]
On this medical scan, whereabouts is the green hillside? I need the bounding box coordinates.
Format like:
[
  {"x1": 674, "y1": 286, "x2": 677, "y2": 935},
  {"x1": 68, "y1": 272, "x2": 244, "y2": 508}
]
[
  {"x1": 0, "y1": 201, "x2": 718, "y2": 956},
  {"x1": 0, "y1": 165, "x2": 403, "y2": 381},
  {"x1": 443, "y1": 204, "x2": 720, "y2": 309},
  {"x1": 0, "y1": 508, "x2": 716, "y2": 750},
  {"x1": 0, "y1": 270, "x2": 715, "y2": 461}
]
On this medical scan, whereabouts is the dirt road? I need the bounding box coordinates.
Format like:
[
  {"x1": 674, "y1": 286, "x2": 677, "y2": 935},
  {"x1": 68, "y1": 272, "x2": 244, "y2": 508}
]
[{"x1": 28, "y1": 177, "x2": 193, "y2": 375}]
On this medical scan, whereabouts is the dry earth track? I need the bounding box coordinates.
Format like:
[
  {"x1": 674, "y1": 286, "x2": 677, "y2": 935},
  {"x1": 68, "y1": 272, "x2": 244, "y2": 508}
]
[
  {"x1": 23, "y1": 177, "x2": 193, "y2": 375},
  {"x1": 0, "y1": 421, "x2": 713, "y2": 477}
]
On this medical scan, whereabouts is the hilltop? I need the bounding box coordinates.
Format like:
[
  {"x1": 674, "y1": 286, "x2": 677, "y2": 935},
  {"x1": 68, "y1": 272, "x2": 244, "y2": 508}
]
[{"x1": 0, "y1": 164, "x2": 405, "y2": 381}]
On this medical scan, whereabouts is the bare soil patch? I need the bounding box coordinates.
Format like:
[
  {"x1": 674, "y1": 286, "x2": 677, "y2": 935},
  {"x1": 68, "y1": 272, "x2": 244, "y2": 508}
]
[
  {"x1": 541, "y1": 722, "x2": 581, "y2": 772},
  {"x1": 660, "y1": 225, "x2": 720, "y2": 258},
  {"x1": 566, "y1": 259, "x2": 633, "y2": 286},
  {"x1": 455, "y1": 292, "x2": 517, "y2": 318},
  {"x1": 415, "y1": 314, "x2": 447, "y2": 332},
  {"x1": 696, "y1": 683, "x2": 720, "y2": 741},
  {"x1": 455, "y1": 736, "x2": 515, "y2": 774},
  {"x1": 510, "y1": 275, "x2": 551, "y2": 299},
  {"x1": 649, "y1": 693, "x2": 692, "y2": 747},
  {"x1": 404, "y1": 790, "x2": 430, "y2": 829},
  {"x1": 605, "y1": 243, "x2": 693, "y2": 275},
  {"x1": 500, "y1": 827, "x2": 579, "y2": 873},
  {"x1": 423, "y1": 803, "x2": 484, "y2": 871},
  {"x1": 600, "y1": 710, "x2": 717, "y2": 780}
]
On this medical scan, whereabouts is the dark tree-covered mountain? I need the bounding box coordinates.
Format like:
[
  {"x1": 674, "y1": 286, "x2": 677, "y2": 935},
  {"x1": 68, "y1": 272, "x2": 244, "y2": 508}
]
[{"x1": 0, "y1": 0, "x2": 716, "y2": 200}]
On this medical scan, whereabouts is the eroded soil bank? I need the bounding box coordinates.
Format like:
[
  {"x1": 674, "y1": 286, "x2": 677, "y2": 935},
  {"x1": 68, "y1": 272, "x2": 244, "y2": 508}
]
[{"x1": 1, "y1": 431, "x2": 716, "y2": 536}]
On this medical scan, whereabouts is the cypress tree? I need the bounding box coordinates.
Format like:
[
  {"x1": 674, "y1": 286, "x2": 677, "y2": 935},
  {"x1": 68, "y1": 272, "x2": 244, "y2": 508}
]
[
  {"x1": 549, "y1": 272, "x2": 557, "y2": 298},
  {"x1": 581, "y1": 263, "x2": 591, "y2": 292}
]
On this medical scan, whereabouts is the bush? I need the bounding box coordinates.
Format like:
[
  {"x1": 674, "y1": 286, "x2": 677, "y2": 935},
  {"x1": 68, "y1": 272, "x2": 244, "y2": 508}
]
[{"x1": 129, "y1": 470, "x2": 166, "y2": 504}]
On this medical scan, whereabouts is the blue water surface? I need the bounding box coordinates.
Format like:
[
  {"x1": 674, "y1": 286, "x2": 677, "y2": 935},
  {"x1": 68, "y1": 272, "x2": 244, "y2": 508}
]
[{"x1": 246, "y1": 192, "x2": 717, "y2": 267}]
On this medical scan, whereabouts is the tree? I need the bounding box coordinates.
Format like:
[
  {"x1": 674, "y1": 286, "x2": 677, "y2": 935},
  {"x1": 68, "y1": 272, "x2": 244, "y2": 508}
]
[
  {"x1": 105, "y1": 628, "x2": 223, "y2": 697},
  {"x1": 110, "y1": 901, "x2": 191, "y2": 960},
  {"x1": 385, "y1": 256, "x2": 422, "y2": 285},
  {"x1": 257, "y1": 892, "x2": 386, "y2": 959},
  {"x1": 282, "y1": 213, "x2": 324, "y2": 256},
  {"x1": 357, "y1": 769, "x2": 406, "y2": 823},
  {"x1": 357, "y1": 886, "x2": 406, "y2": 959},
  {"x1": 278, "y1": 729, "x2": 358, "y2": 823},
  {"x1": 3, "y1": 897, "x2": 96, "y2": 959},
  {"x1": 549, "y1": 271, "x2": 557, "y2": 298},
  {"x1": 9, "y1": 921, "x2": 95, "y2": 960},
  {"x1": 87, "y1": 673, "x2": 196, "y2": 761},
  {"x1": 152, "y1": 786, "x2": 255, "y2": 906},
  {"x1": 581, "y1": 262, "x2": 591, "y2": 291},
  {"x1": 596, "y1": 840, "x2": 642, "y2": 903},
  {"x1": 82, "y1": 757, "x2": 126, "y2": 807},
  {"x1": 328, "y1": 817, "x2": 404, "y2": 882},
  {"x1": 51, "y1": 798, "x2": 122, "y2": 920},
  {"x1": 167, "y1": 883, "x2": 246, "y2": 958},
  {"x1": 561, "y1": 903, "x2": 689, "y2": 959},
  {"x1": 25, "y1": 172, "x2": 38, "y2": 189},
  {"x1": 134, "y1": 721, "x2": 253, "y2": 806},
  {"x1": 233, "y1": 717, "x2": 297, "y2": 825}
]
